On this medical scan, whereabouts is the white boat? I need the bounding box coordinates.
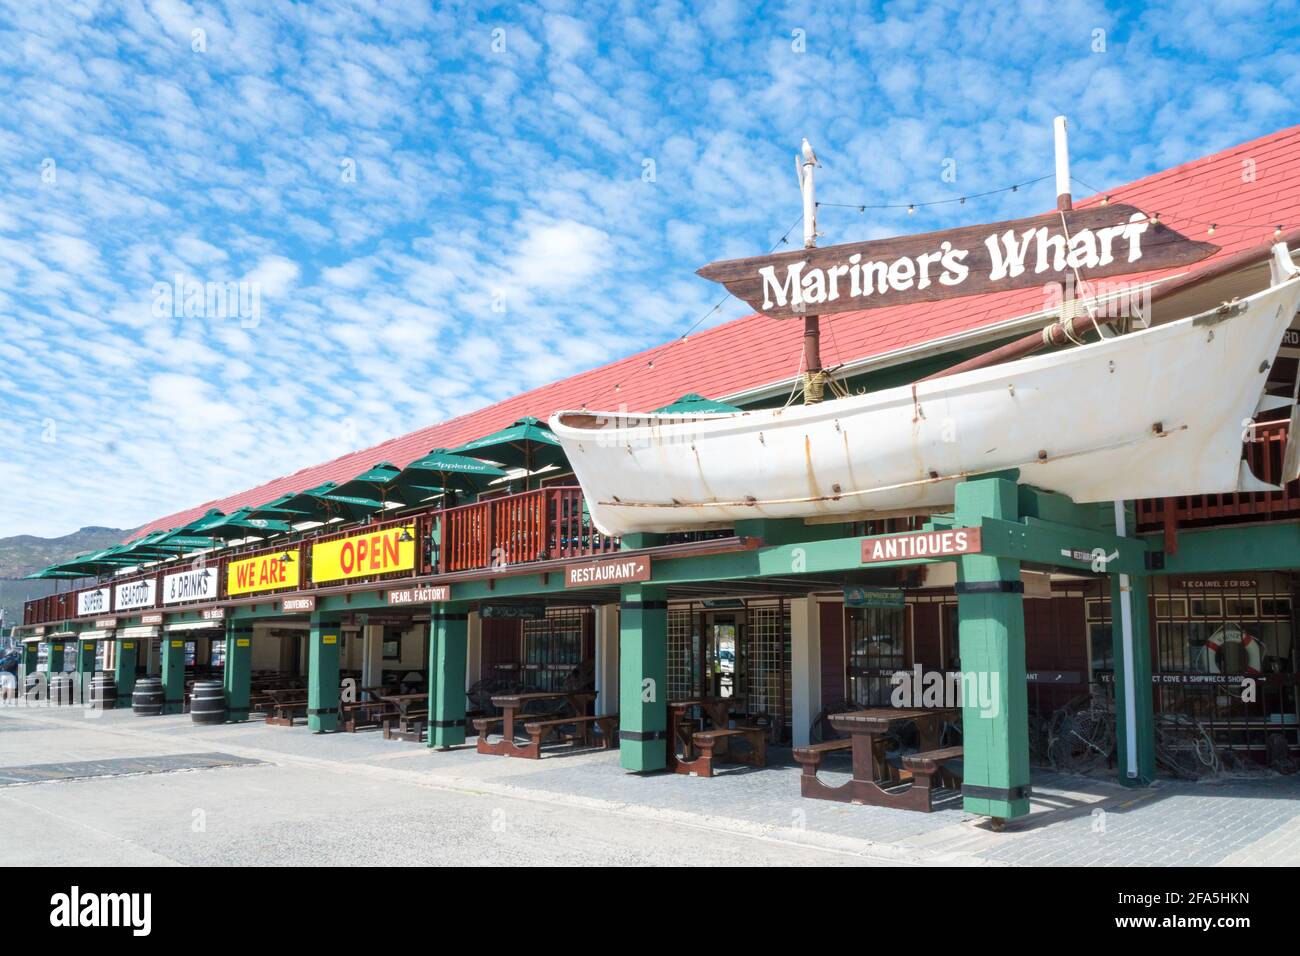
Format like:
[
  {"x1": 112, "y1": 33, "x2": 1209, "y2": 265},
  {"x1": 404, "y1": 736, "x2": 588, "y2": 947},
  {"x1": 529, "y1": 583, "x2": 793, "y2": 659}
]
[{"x1": 551, "y1": 245, "x2": 1300, "y2": 538}]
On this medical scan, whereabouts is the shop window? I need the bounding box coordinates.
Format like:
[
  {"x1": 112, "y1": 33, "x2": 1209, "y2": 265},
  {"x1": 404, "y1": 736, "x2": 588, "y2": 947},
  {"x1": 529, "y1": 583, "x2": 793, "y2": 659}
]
[
  {"x1": 666, "y1": 608, "x2": 696, "y2": 701},
  {"x1": 522, "y1": 609, "x2": 585, "y2": 692},
  {"x1": 847, "y1": 605, "x2": 906, "y2": 705},
  {"x1": 184, "y1": 641, "x2": 197, "y2": 667},
  {"x1": 210, "y1": 639, "x2": 226, "y2": 668},
  {"x1": 1086, "y1": 599, "x2": 1112, "y2": 620},
  {"x1": 382, "y1": 627, "x2": 402, "y2": 660},
  {"x1": 1188, "y1": 597, "x2": 1221, "y2": 617},
  {"x1": 745, "y1": 604, "x2": 789, "y2": 731}
]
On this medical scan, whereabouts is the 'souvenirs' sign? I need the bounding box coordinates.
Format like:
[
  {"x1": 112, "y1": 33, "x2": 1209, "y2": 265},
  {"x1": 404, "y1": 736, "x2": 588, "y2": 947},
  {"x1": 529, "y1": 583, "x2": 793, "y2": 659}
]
[{"x1": 696, "y1": 205, "x2": 1216, "y2": 319}]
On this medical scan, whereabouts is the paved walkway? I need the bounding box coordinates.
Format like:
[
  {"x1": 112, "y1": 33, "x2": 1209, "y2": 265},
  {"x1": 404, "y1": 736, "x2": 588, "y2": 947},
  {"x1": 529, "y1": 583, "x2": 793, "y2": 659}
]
[{"x1": 1, "y1": 702, "x2": 1296, "y2": 866}]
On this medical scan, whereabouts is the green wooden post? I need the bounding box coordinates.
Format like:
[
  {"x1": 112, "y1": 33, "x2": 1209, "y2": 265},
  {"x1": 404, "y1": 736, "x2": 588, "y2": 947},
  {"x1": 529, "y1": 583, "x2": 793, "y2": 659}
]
[
  {"x1": 21, "y1": 642, "x2": 40, "y2": 678},
  {"x1": 75, "y1": 639, "x2": 97, "y2": 697},
  {"x1": 1111, "y1": 572, "x2": 1157, "y2": 785},
  {"x1": 46, "y1": 641, "x2": 65, "y2": 674},
  {"x1": 224, "y1": 622, "x2": 254, "y2": 723},
  {"x1": 955, "y1": 475, "x2": 1031, "y2": 820},
  {"x1": 161, "y1": 636, "x2": 186, "y2": 714},
  {"x1": 308, "y1": 614, "x2": 341, "y2": 733},
  {"x1": 114, "y1": 637, "x2": 138, "y2": 708},
  {"x1": 429, "y1": 606, "x2": 469, "y2": 749},
  {"x1": 618, "y1": 582, "x2": 668, "y2": 772}
]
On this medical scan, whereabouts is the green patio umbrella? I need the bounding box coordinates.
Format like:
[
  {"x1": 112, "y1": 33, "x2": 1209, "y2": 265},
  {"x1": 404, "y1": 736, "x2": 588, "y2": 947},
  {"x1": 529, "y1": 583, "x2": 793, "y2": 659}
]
[
  {"x1": 186, "y1": 507, "x2": 292, "y2": 540},
  {"x1": 252, "y1": 482, "x2": 383, "y2": 523},
  {"x1": 450, "y1": 417, "x2": 567, "y2": 474},
  {"x1": 325, "y1": 462, "x2": 445, "y2": 510},
  {"x1": 398, "y1": 449, "x2": 508, "y2": 498},
  {"x1": 652, "y1": 392, "x2": 742, "y2": 414}
]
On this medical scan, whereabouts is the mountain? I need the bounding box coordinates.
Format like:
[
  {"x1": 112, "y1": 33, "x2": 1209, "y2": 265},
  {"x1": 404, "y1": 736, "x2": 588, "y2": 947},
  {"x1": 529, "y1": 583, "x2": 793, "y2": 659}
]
[{"x1": 0, "y1": 526, "x2": 134, "y2": 631}]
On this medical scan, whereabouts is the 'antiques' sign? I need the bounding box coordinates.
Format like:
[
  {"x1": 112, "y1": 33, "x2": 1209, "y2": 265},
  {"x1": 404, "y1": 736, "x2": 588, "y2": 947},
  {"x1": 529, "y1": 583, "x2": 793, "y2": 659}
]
[
  {"x1": 696, "y1": 205, "x2": 1217, "y2": 319},
  {"x1": 387, "y1": 586, "x2": 450, "y2": 605},
  {"x1": 163, "y1": 567, "x2": 218, "y2": 604},
  {"x1": 565, "y1": 555, "x2": 651, "y2": 588},
  {"x1": 77, "y1": 587, "x2": 111, "y2": 617},
  {"x1": 311, "y1": 526, "x2": 416, "y2": 584},
  {"x1": 227, "y1": 552, "x2": 301, "y2": 596},
  {"x1": 114, "y1": 578, "x2": 156, "y2": 611},
  {"x1": 861, "y1": 528, "x2": 981, "y2": 564}
]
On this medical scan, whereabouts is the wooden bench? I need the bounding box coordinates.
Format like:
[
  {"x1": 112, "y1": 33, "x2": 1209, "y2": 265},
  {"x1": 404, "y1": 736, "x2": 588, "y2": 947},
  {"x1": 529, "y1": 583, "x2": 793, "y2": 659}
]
[
  {"x1": 792, "y1": 737, "x2": 854, "y2": 775},
  {"x1": 513, "y1": 715, "x2": 618, "y2": 759},
  {"x1": 674, "y1": 726, "x2": 767, "y2": 778},
  {"x1": 900, "y1": 746, "x2": 964, "y2": 807},
  {"x1": 340, "y1": 698, "x2": 396, "y2": 733},
  {"x1": 265, "y1": 689, "x2": 309, "y2": 726},
  {"x1": 383, "y1": 709, "x2": 429, "y2": 742}
]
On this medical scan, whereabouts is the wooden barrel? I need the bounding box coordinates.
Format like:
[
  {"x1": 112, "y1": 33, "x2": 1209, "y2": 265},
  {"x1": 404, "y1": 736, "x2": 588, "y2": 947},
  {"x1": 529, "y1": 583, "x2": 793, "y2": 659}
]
[
  {"x1": 48, "y1": 673, "x2": 74, "y2": 706},
  {"x1": 190, "y1": 680, "x2": 226, "y2": 724},
  {"x1": 89, "y1": 674, "x2": 117, "y2": 711},
  {"x1": 132, "y1": 677, "x2": 164, "y2": 716}
]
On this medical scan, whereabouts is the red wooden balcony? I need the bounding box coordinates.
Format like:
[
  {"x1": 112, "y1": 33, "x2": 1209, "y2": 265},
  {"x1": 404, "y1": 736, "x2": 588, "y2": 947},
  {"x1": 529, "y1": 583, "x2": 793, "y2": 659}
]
[
  {"x1": 22, "y1": 486, "x2": 618, "y2": 625},
  {"x1": 1138, "y1": 419, "x2": 1300, "y2": 539}
]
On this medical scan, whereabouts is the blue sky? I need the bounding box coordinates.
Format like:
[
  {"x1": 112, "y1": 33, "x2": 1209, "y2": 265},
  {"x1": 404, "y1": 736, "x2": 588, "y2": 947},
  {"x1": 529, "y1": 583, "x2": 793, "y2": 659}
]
[{"x1": 0, "y1": 0, "x2": 1296, "y2": 537}]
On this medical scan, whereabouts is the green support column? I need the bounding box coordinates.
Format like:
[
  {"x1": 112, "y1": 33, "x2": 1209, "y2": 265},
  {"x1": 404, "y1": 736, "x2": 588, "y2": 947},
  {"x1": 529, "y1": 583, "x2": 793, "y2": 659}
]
[
  {"x1": 223, "y1": 622, "x2": 254, "y2": 723},
  {"x1": 75, "y1": 639, "x2": 97, "y2": 701},
  {"x1": 428, "y1": 606, "x2": 469, "y2": 749},
  {"x1": 955, "y1": 475, "x2": 1031, "y2": 821},
  {"x1": 46, "y1": 641, "x2": 65, "y2": 674},
  {"x1": 21, "y1": 642, "x2": 40, "y2": 678},
  {"x1": 1110, "y1": 572, "x2": 1157, "y2": 785},
  {"x1": 618, "y1": 582, "x2": 668, "y2": 772},
  {"x1": 308, "y1": 614, "x2": 341, "y2": 733},
  {"x1": 114, "y1": 637, "x2": 138, "y2": 708},
  {"x1": 160, "y1": 635, "x2": 185, "y2": 714}
]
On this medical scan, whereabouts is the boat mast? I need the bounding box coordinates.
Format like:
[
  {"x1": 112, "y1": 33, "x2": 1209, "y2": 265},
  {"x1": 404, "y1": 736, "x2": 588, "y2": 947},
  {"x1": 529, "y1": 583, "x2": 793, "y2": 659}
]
[{"x1": 798, "y1": 139, "x2": 824, "y2": 403}]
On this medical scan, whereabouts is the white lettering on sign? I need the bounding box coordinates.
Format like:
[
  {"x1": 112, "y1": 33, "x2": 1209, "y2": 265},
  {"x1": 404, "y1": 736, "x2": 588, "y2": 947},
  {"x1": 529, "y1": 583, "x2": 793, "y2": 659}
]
[
  {"x1": 387, "y1": 586, "x2": 450, "y2": 605},
  {"x1": 162, "y1": 568, "x2": 218, "y2": 604},
  {"x1": 77, "y1": 588, "x2": 111, "y2": 617},
  {"x1": 759, "y1": 214, "x2": 1151, "y2": 313},
  {"x1": 114, "y1": 579, "x2": 157, "y2": 611},
  {"x1": 565, "y1": 557, "x2": 651, "y2": 588},
  {"x1": 861, "y1": 528, "x2": 982, "y2": 564}
]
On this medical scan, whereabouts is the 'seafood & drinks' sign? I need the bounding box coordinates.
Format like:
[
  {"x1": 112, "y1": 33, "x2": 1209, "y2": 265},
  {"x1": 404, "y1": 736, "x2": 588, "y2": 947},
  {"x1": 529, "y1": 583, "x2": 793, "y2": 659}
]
[{"x1": 861, "y1": 528, "x2": 981, "y2": 564}]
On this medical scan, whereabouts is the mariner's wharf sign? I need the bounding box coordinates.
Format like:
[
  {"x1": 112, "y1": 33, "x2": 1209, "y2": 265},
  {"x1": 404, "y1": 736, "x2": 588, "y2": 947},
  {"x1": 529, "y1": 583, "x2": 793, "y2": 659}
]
[
  {"x1": 227, "y1": 552, "x2": 301, "y2": 596},
  {"x1": 312, "y1": 525, "x2": 416, "y2": 584},
  {"x1": 565, "y1": 555, "x2": 651, "y2": 588},
  {"x1": 163, "y1": 566, "x2": 218, "y2": 604},
  {"x1": 861, "y1": 528, "x2": 982, "y2": 564},
  {"x1": 696, "y1": 205, "x2": 1217, "y2": 319}
]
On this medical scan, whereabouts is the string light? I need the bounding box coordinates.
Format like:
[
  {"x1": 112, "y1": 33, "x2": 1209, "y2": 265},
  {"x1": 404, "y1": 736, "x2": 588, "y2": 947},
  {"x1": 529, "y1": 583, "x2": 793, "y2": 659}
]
[
  {"x1": 819, "y1": 172, "x2": 1052, "y2": 215},
  {"x1": 1207, "y1": 224, "x2": 1216, "y2": 236},
  {"x1": 1276, "y1": 225, "x2": 1285, "y2": 239}
]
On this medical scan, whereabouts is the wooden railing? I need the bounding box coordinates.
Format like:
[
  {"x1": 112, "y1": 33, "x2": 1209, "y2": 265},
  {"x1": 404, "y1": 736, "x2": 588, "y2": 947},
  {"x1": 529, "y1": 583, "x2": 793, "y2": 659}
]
[
  {"x1": 23, "y1": 486, "x2": 617, "y2": 624},
  {"x1": 442, "y1": 486, "x2": 618, "y2": 572},
  {"x1": 1138, "y1": 419, "x2": 1300, "y2": 535}
]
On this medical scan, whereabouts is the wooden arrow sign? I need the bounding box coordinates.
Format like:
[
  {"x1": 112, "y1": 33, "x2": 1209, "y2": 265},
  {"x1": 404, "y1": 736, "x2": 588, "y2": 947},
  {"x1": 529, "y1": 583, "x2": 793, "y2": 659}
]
[{"x1": 696, "y1": 204, "x2": 1217, "y2": 319}]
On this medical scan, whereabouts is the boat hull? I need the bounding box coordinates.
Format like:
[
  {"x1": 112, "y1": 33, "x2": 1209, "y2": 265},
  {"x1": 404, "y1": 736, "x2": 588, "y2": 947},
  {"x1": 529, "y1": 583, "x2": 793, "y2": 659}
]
[{"x1": 552, "y1": 276, "x2": 1300, "y2": 537}]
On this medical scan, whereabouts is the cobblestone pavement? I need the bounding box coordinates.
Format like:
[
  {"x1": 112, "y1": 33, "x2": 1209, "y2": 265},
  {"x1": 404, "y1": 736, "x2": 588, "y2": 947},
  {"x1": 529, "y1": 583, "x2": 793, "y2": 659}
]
[{"x1": 2, "y1": 703, "x2": 1296, "y2": 866}]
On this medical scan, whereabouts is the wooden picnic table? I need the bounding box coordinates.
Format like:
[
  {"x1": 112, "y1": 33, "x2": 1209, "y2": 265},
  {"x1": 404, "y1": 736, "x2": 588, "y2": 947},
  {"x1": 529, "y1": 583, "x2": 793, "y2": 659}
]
[
  {"x1": 667, "y1": 696, "x2": 764, "y2": 777},
  {"x1": 794, "y1": 707, "x2": 962, "y2": 812},
  {"x1": 378, "y1": 692, "x2": 429, "y2": 741},
  {"x1": 475, "y1": 690, "x2": 606, "y2": 759}
]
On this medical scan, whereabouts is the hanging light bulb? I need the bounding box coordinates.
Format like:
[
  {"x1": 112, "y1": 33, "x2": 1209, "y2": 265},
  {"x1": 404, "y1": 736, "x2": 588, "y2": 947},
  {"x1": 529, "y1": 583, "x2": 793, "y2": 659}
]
[
  {"x1": 1207, "y1": 224, "x2": 1217, "y2": 236},
  {"x1": 1276, "y1": 225, "x2": 1285, "y2": 239},
  {"x1": 1101, "y1": 195, "x2": 1110, "y2": 206},
  {"x1": 647, "y1": 359, "x2": 654, "y2": 369},
  {"x1": 1150, "y1": 212, "x2": 1159, "y2": 225},
  {"x1": 907, "y1": 204, "x2": 915, "y2": 216}
]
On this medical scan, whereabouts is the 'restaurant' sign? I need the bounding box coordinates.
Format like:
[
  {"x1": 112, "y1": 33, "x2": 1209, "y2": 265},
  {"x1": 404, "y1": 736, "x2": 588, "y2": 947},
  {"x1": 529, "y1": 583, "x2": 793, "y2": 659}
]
[
  {"x1": 861, "y1": 528, "x2": 981, "y2": 564},
  {"x1": 387, "y1": 586, "x2": 450, "y2": 605},
  {"x1": 311, "y1": 525, "x2": 416, "y2": 584},
  {"x1": 696, "y1": 205, "x2": 1217, "y2": 319},
  {"x1": 77, "y1": 587, "x2": 111, "y2": 617},
  {"x1": 114, "y1": 578, "x2": 156, "y2": 611},
  {"x1": 163, "y1": 566, "x2": 218, "y2": 604},
  {"x1": 565, "y1": 555, "x2": 651, "y2": 588},
  {"x1": 227, "y1": 552, "x2": 301, "y2": 596}
]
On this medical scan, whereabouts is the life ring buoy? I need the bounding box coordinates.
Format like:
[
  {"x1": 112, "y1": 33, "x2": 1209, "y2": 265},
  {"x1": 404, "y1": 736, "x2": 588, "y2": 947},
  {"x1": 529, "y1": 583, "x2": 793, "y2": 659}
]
[{"x1": 1205, "y1": 624, "x2": 1262, "y2": 676}]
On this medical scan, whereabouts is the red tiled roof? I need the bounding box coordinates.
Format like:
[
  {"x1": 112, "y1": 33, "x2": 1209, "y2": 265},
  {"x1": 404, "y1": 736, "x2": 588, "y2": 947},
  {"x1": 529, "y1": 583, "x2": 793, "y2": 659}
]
[{"x1": 133, "y1": 124, "x2": 1300, "y2": 538}]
